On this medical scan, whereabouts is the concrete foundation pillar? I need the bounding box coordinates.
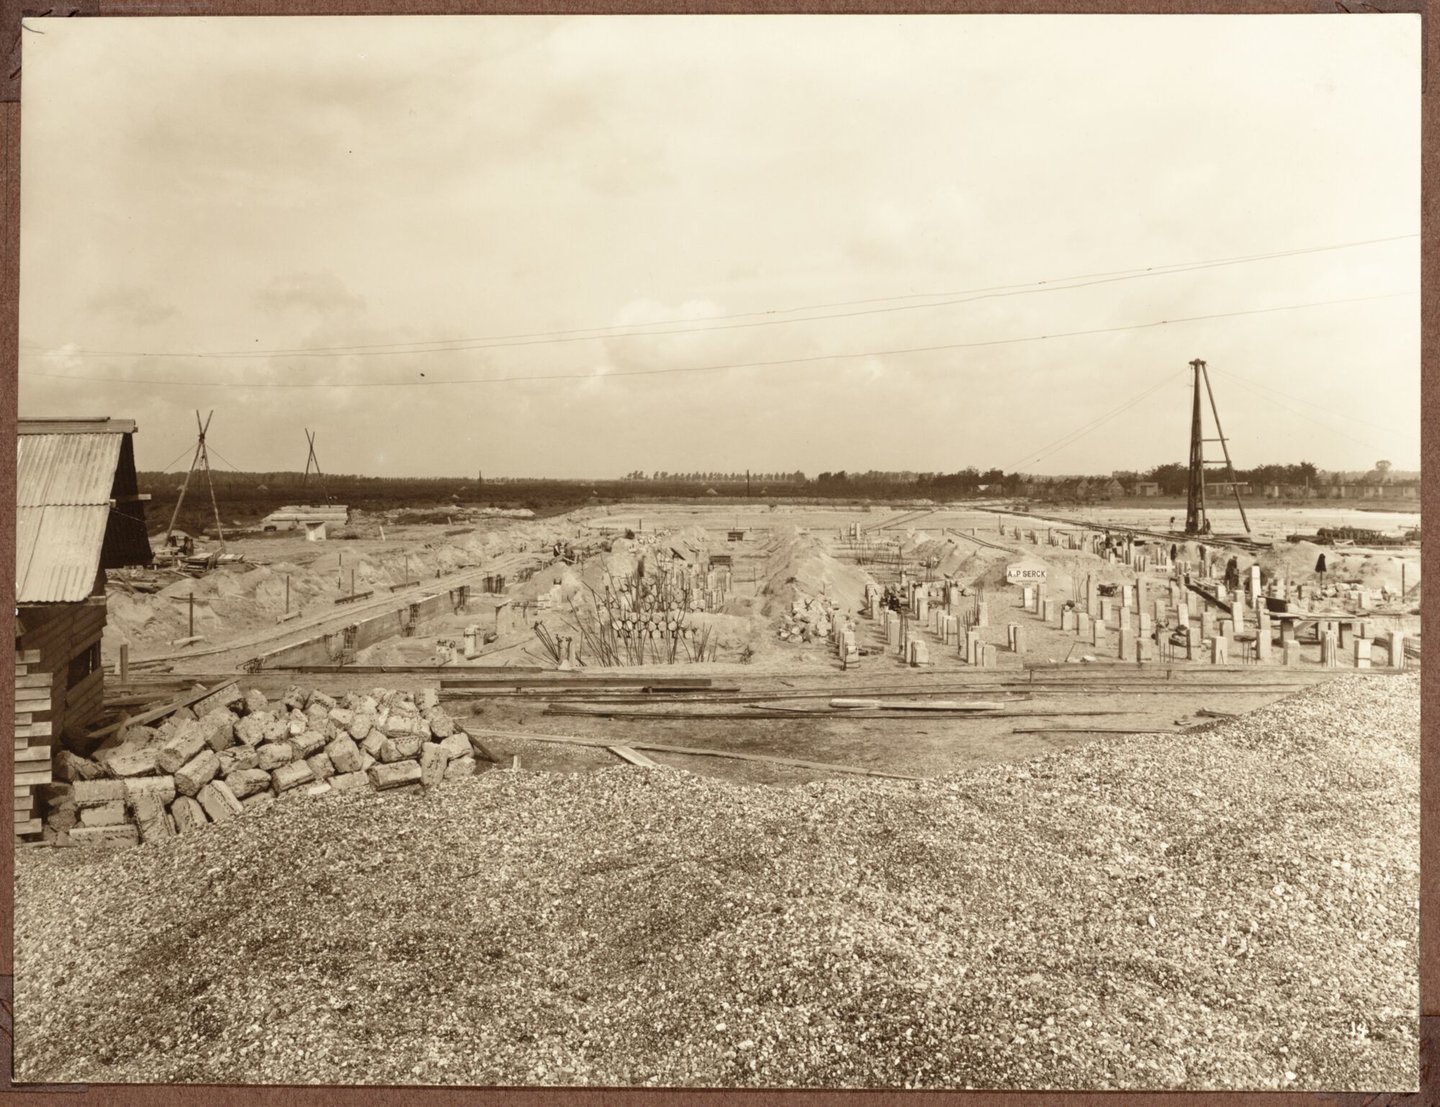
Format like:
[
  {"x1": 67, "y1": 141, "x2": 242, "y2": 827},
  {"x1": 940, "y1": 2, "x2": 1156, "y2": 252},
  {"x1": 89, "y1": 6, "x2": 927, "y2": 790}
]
[
  {"x1": 1092, "y1": 620, "x2": 1106, "y2": 648},
  {"x1": 1211, "y1": 636, "x2": 1228, "y2": 664},
  {"x1": 1137, "y1": 638, "x2": 1156, "y2": 662},
  {"x1": 1389, "y1": 630, "x2": 1405, "y2": 669},
  {"x1": 966, "y1": 629, "x2": 981, "y2": 665},
  {"x1": 1077, "y1": 612, "x2": 1091, "y2": 637},
  {"x1": 1283, "y1": 641, "x2": 1302, "y2": 667},
  {"x1": 1321, "y1": 631, "x2": 1339, "y2": 667},
  {"x1": 1061, "y1": 608, "x2": 1077, "y2": 631},
  {"x1": 1118, "y1": 626, "x2": 1135, "y2": 660},
  {"x1": 1352, "y1": 637, "x2": 1371, "y2": 669},
  {"x1": 1042, "y1": 598, "x2": 1057, "y2": 625}
]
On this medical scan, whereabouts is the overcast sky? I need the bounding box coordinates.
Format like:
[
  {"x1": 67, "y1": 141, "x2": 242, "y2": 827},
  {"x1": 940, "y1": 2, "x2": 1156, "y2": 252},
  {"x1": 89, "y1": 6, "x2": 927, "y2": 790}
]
[{"x1": 18, "y1": 14, "x2": 1420, "y2": 479}]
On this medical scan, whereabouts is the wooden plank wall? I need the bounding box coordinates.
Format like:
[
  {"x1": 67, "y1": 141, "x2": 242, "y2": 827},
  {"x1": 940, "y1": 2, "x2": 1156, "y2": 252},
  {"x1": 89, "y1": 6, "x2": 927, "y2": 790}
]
[
  {"x1": 13, "y1": 649, "x2": 52, "y2": 840},
  {"x1": 15, "y1": 599, "x2": 108, "y2": 841},
  {"x1": 16, "y1": 598, "x2": 107, "y2": 742}
]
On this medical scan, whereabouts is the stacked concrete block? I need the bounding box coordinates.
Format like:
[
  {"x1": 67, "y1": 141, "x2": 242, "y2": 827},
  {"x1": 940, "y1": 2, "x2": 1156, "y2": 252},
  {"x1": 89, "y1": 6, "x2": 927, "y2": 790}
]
[
  {"x1": 1211, "y1": 637, "x2": 1228, "y2": 664},
  {"x1": 1077, "y1": 612, "x2": 1091, "y2": 638},
  {"x1": 1321, "y1": 631, "x2": 1339, "y2": 667},
  {"x1": 1118, "y1": 626, "x2": 1135, "y2": 660},
  {"x1": 1389, "y1": 630, "x2": 1406, "y2": 670},
  {"x1": 907, "y1": 639, "x2": 930, "y2": 667},
  {"x1": 1091, "y1": 620, "x2": 1106, "y2": 648},
  {"x1": 1042, "y1": 598, "x2": 1057, "y2": 626},
  {"x1": 1061, "y1": 608, "x2": 1077, "y2": 632},
  {"x1": 1283, "y1": 641, "x2": 1303, "y2": 667},
  {"x1": 1136, "y1": 638, "x2": 1156, "y2": 662},
  {"x1": 1352, "y1": 638, "x2": 1371, "y2": 669},
  {"x1": 41, "y1": 686, "x2": 496, "y2": 850}
]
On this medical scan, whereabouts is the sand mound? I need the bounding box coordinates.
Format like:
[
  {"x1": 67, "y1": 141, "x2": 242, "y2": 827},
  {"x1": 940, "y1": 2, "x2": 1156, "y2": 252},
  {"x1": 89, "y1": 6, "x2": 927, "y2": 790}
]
[{"x1": 760, "y1": 528, "x2": 875, "y2": 617}]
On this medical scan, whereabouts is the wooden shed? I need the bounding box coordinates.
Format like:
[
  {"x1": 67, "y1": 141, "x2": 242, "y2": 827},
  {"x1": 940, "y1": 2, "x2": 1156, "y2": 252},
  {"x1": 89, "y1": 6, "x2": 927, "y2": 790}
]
[{"x1": 14, "y1": 418, "x2": 152, "y2": 839}]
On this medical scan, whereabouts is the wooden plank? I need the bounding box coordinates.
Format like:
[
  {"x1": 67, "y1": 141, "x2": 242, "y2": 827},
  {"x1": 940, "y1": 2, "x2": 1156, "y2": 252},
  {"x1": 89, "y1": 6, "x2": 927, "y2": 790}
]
[
  {"x1": 829, "y1": 698, "x2": 1011, "y2": 712},
  {"x1": 464, "y1": 725, "x2": 920, "y2": 781},
  {"x1": 14, "y1": 786, "x2": 31, "y2": 800},
  {"x1": 15, "y1": 768, "x2": 52, "y2": 787},
  {"x1": 85, "y1": 680, "x2": 227, "y2": 740},
  {"x1": 13, "y1": 713, "x2": 32, "y2": 727},
  {"x1": 608, "y1": 745, "x2": 663, "y2": 769},
  {"x1": 14, "y1": 746, "x2": 51, "y2": 763},
  {"x1": 14, "y1": 673, "x2": 53, "y2": 689},
  {"x1": 14, "y1": 818, "x2": 43, "y2": 838},
  {"x1": 13, "y1": 722, "x2": 52, "y2": 739},
  {"x1": 17, "y1": 650, "x2": 41, "y2": 664},
  {"x1": 13, "y1": 690, "x2": 52, "y2": 710},
  {"x1": 443, "y1": 675, "x2": 714, "y2": 689}
]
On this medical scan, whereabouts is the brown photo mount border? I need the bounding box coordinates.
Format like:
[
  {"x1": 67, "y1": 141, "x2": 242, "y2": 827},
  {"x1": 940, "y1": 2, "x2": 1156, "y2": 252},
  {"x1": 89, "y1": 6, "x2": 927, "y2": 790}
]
[{"x1": 0, "y1": 3, "x2": 1434, "y2": 1104}]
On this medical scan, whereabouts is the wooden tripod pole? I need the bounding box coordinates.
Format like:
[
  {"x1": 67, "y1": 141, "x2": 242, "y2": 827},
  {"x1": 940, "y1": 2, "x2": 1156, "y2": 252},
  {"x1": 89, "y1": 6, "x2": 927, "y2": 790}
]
[{"x1": 196, "y1": 410, "x2": 226, "y2": 547}]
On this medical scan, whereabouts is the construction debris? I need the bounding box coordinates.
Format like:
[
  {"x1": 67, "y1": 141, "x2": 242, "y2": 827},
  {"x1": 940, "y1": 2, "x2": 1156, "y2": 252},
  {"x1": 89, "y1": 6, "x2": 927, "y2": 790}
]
[{"x1": 42, "y1": 686, "x2": 497, "y2": 849}]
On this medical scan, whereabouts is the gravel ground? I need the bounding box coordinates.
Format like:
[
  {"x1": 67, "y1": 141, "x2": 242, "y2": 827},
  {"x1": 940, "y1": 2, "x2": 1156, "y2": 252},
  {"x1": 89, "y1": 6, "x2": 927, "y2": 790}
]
[{"x1": 15, "y1": 674, "x2": 1418, "y2": 1089}]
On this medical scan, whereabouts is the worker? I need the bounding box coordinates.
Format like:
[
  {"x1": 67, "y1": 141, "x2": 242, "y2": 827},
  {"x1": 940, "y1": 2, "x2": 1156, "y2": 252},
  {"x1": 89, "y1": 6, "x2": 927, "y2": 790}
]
[
  {"x1": 1170, "y1": 515, "x2": 1177, "y2": 529},
  {"x1": 1170, "y1": 542, "x2": 1179, "y2": 563},
  {"x1": 1315, "y1": 552, "x2": 1327, "y2": 587}
]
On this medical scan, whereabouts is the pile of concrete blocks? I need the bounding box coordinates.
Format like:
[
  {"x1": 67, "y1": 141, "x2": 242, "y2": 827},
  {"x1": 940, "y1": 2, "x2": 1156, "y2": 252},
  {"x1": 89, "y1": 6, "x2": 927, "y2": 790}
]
[
  {"x1": 777, "y1": 596, "x2": 840, "y2": 643},
  {"x1": 42, "y1": 685, "x2": 495, "y2": 850}
]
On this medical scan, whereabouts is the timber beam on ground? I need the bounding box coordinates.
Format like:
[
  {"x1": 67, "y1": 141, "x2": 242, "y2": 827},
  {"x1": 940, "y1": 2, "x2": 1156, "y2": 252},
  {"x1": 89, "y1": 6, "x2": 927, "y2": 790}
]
[{"x1": 463, "y1": 725, "x2": 921, "y2": 781}]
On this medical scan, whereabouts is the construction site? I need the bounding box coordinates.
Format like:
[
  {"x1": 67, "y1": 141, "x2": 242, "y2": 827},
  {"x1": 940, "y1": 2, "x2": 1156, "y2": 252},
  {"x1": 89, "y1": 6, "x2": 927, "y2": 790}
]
[
  {"x1": 11, "y1": 10, "x2": 1424, "y2": 1091},
  {"x1": 12, "y1": 357, "x2": 1422, "y2": 1091}
]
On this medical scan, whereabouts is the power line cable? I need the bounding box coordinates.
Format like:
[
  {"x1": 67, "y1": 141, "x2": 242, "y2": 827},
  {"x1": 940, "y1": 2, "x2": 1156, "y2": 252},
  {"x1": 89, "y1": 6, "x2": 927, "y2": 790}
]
[
  {"x1": 17, "y1": 233, "x2": 1418, "y2": 362},
  {"x1": 1207, "y1": 370, "x2": 1393, "y2": 456},
  {"x1": 17, "y1": 290, "x2": 1417, "y2": 392},
  {"x1": 1006, "y1": 370, "x2": 1188, "y2": 471},
  {"x1": 1207, "y1": 365, "x2": 1413, "y2": 437}
]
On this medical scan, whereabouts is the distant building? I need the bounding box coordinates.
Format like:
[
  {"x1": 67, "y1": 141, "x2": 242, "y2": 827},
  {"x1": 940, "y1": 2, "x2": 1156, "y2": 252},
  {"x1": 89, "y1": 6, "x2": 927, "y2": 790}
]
[
  {"x1": 15, "y1": 417, "x2": 152, "y2": 839},
  {"x1": 260, "y1": 504, "x2": 349, "y2": 531},
  {"x1": 1133, "y1": 482, "x2": 1160, "y2": 496}
]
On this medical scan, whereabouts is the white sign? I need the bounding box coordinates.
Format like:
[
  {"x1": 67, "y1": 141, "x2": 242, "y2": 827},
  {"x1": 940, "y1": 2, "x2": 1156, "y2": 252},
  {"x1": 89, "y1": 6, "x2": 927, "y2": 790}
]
[{"x1": 1006, "y1": 562, "x2": 1048, "y2": 583}]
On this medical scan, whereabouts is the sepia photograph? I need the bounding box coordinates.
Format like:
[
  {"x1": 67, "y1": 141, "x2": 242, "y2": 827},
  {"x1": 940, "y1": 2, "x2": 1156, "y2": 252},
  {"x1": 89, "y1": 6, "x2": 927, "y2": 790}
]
[{"x1": 9, "y1": 11, "x2": 1423, "y2": 1092}]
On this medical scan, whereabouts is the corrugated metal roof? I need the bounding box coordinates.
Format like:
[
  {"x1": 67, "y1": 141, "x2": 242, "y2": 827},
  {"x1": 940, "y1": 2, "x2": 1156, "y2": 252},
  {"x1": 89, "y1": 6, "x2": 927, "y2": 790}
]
[
  {"x1": 16, "y1": 433, "x2": 123, "y2": 507},
  {"x1": 16, "y1": 426, "x2": 152, "y2": 603},
  {"x1": 15, "y1": 505, "x2": 111, "y2": 603}
]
